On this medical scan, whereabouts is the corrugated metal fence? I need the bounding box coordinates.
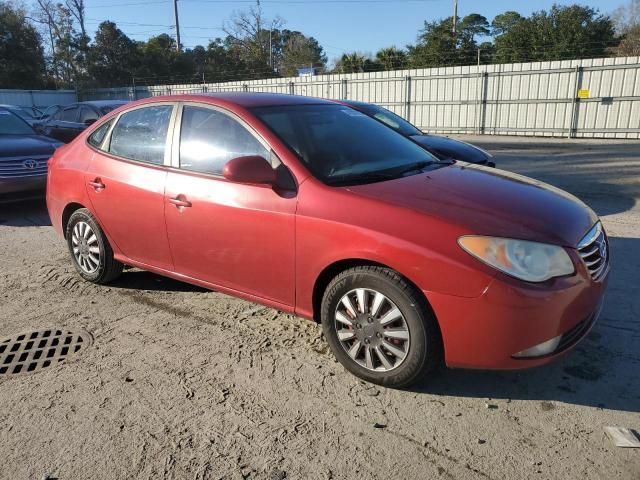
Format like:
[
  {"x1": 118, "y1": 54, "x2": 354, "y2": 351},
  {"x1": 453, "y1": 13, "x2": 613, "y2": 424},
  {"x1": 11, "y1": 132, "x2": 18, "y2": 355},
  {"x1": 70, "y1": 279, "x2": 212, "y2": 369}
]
[
  {"x1": 82, "y1": 56, "x2": 640, "y2": 139},
  {"x1": 0, "y1": 89, "x2": 77, "y2": 109}
]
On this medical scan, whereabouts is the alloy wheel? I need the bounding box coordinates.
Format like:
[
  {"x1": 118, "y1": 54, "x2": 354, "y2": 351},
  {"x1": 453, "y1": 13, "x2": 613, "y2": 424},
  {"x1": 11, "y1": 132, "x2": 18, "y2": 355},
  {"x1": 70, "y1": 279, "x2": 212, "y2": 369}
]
[
  {"x1": 334, "y1": 288, "x2": 410, "y2": 372},
  {"x1": 71, "y1": 221, "x2": 100, "y2": 274}
]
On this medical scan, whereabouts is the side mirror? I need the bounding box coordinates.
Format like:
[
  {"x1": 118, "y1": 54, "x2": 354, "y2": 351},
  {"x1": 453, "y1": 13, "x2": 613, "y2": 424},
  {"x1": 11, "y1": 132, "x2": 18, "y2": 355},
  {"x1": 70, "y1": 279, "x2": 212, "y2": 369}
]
[
  {"x1": 84, "y1": 118, "x2": 97, "y2": 126},
  {"x1": 223, "y1": 155, "x2": 276, "y2": 186}
]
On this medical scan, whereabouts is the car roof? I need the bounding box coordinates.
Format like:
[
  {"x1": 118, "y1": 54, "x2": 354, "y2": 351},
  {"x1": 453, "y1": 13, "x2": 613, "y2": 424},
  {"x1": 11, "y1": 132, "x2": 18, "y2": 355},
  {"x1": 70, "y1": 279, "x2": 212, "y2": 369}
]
[
  {"x1": 139, "y1": 92, "x2": 336, "y2": 108},
  {"x1": 335, "y1": 99, "x2": 374, "y2": 108},
  {"x1": 74, "y1": 100, "x2": 129, "y2": 107}
]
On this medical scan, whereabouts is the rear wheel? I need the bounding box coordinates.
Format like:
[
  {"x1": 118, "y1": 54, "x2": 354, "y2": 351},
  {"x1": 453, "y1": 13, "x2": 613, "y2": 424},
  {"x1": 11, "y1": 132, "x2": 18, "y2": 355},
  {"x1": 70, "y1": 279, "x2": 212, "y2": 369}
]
[
  {"x1": 66, "y1": 208, "x2": 123, "y2": 284},
  {"x1": 321, "y1": 266, "x2": 441, "y2": 388}
]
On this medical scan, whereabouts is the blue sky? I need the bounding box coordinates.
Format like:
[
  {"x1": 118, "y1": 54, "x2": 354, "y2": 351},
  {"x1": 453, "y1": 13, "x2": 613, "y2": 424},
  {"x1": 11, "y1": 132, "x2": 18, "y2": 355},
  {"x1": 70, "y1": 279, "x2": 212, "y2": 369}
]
[{"x1": 82, "y1": 0, "x2": 621, "y2": 62}]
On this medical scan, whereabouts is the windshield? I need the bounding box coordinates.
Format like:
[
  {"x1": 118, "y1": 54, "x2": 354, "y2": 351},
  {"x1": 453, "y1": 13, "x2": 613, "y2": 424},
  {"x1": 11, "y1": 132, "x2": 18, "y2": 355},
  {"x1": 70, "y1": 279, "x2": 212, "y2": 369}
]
[
  {"x1": 355, "y1": 104, "x2": 423, "y2": 137},
  {"x1": 252, "y1": 104, "x2": 437, "y2": 185},
  {"x1": 0, "y1": 110, "x2": 36, "y2": 135}
]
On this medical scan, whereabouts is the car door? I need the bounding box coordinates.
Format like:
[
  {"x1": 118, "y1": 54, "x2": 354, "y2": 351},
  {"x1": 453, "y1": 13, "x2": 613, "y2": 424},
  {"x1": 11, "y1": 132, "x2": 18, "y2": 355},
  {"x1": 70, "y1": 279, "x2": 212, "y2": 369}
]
[
  {"x1": 85, "y1": 103, "x2": 176, "y2": 271},
  {"x1": 164, "y1": 103, "x2": 296, "y2": 306},
  {"x1": 46, "y1": 106, "x2": 80, "y2": 143}
]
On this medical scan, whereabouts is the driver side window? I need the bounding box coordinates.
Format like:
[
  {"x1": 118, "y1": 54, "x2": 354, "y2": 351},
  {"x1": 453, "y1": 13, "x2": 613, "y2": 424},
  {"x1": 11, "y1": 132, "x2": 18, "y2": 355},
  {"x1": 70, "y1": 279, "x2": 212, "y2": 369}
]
[{"x1": 179, "y1": 106, "x2": 269, "y2": 176}]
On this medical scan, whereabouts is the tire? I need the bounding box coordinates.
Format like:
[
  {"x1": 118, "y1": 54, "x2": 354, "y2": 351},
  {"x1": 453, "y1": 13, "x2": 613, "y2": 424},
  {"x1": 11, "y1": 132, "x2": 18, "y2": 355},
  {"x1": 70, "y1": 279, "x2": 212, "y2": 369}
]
[
  {"x1": 321, "y1": 266, "x2": 441, "y2": 388},
  {"x1": 65, "y1": 208, "x2": 123, "y2": 284}
]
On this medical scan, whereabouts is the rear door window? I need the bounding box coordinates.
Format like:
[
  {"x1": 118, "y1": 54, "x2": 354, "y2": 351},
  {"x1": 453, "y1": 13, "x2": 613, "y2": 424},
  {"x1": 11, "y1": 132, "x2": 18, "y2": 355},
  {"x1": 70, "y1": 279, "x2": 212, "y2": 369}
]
[
  {"x1": 179, "y1": 106, "x2": 268, "y2": 175},
  {"x1": 108, "y1": 105, "x2": 173, "y2": 164}
]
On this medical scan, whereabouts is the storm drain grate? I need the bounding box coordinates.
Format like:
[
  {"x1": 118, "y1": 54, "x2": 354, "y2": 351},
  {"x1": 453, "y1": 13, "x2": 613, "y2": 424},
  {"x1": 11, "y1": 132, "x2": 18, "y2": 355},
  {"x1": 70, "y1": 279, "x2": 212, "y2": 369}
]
[{"x1": 0, "y1": 328, "x2": 93, "y2": 377}]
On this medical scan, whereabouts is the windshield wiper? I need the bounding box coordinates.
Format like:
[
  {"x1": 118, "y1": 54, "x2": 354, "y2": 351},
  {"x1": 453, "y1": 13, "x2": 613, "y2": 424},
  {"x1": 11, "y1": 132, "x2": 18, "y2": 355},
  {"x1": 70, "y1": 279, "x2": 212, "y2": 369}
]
[
  {"x1": 326, "y1": 171, "x2": 397, "y2": 186},
  {"x1": 395, "y1": 160, "x2": 435, "y2": 175},
  {"x1": 397, "y1": 158, "x2": 454, "y2": 175}
]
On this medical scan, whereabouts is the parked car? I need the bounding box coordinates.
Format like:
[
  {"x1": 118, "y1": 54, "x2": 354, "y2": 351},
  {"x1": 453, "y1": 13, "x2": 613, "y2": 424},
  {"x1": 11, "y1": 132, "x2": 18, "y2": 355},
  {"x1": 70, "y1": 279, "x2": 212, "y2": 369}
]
[
  {"x1": 38, "y1": 104, "x2": 63, "y2": 121},
  {"x1": 0, "y1": 108, "x2": 63, "y2": 200},
  {"x1": 47, "y1": 93, "x2": 608, "y2": 387},
  {"x1": 38, "y1": 100, "x2": 128, "y2": 143},
  {"x1": 338, "y1": 100, "x2": 495, "y2": 166},
  {"x1": 0, "y1": 104, "x2": 44, "y2": 127}
]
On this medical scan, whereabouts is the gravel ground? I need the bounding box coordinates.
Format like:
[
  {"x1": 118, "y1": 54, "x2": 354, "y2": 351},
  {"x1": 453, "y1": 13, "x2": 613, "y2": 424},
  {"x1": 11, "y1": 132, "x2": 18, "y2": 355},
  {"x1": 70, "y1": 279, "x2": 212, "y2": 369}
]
[{"x1": 0, "y1": 136, "x2": 639, "y2": 480}]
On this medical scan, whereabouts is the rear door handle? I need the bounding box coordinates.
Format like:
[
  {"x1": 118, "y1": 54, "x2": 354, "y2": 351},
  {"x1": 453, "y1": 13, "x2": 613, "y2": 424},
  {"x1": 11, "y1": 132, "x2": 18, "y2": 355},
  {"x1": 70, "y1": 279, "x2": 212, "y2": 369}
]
[
  {"x1": 88, "y1": 179, "x2": 105, "y2": 190},
  {"x1": 169, "y1": 196, "x2": 192, "y2": 208}
]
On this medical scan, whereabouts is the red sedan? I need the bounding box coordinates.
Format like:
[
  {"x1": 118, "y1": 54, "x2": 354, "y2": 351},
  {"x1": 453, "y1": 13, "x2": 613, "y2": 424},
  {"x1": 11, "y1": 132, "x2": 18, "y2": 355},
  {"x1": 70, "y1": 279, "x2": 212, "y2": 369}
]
[{"x1": 46, "y1": 93, "x2": 609, "y2": 387}]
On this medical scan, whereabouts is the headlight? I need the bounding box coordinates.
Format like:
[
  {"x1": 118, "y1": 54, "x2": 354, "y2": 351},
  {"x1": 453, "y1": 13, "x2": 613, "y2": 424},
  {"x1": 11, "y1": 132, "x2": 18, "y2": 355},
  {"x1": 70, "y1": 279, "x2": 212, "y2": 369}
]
[{"x1": 458, "y1": 236, "x2": 574, "y2": 282}]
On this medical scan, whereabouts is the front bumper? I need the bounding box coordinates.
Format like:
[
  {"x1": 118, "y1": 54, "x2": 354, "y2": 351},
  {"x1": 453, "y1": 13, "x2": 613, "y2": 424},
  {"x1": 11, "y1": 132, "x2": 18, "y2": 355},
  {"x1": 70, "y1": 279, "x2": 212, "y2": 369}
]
[
  {"x1": 426, "y1": 266, "x2": 608, "y2": 370},
  {"x1": 0, "y1": 175, "x2": 46, "y2": 200}
]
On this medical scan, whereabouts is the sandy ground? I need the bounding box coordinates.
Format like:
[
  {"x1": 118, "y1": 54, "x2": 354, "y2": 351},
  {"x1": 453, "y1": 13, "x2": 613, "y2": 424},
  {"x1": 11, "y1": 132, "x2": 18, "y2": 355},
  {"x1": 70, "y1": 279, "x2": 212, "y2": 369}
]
[{"x1": 0, "y1": 136, "x2": 639, "y2": 480}]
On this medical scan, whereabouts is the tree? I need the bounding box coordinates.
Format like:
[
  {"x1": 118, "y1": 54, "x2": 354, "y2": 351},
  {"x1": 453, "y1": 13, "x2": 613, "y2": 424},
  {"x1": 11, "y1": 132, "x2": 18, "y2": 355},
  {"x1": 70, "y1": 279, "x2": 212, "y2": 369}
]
[
  {"x1": 610, "y1": 0, "x2": 640, "y2": 56},
  {"x1": 375, "y1": 47, "x2": 407, "y2": 71},
  {"x1": 612, "y1": 0, "x2": 640, "y2": 32},
  {"x1": 493, "y1": 5, "x2": 618, "y2": 63},
  {"x1": 0, "y1": 2, "x2": 46, "y2": 88},
  {"x1": 32, "y1": 0, "x2": 85, "y2": 87},
  {"x1": 611, "y1": 24, "x2": 640, "y2": 55},
  {"x1": 279, "y1": 31, "x2": 326, "y2": 76},
  {"x1": 408, "y1": 14, "x2": 488, "y2": 68},
  {"x1": 457, "y1": 14, "x2": 490, "y2": 64},
  {"x1": 491, "y1": 11, "x2": 523, "y2": 36},
  {"x1": 87, "y1": 21, "x2": 138, "y2": 86},
  {"x1": 333, "y1": 52, "x2": 378, "y2": 73},
  {"x1": 66, "y1": 0, "x2": 89, "y2": 83},
  {"x1": 199, "y1": 38, "x2": 246, "y2": 83},
  {"x1": 408, "y1": 17, "x2": 457, "y2": 67},
  {"x1": 223, "y1": 3, "x2": 283, "y2": 75}
]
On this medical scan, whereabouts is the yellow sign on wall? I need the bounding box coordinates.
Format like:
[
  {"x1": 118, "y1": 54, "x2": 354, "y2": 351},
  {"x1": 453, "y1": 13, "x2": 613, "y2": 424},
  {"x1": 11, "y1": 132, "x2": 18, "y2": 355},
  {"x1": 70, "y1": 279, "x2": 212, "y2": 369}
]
[{"x1": 577, "y1": 89, "x2": 590, "y2": 99}]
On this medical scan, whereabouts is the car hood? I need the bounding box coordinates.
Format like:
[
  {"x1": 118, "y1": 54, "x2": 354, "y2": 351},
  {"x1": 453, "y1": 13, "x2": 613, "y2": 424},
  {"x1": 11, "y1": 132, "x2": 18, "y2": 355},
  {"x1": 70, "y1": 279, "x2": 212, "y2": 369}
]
[
  {"x1": 0, "y1": 135, "x2": 61, "y2": 158},
  {"x1": 410, "y1": 134, "x2": 489, "y2": 163},
  {"x1": 346, "y1": 163, "x2": 597, "y2": 247}
]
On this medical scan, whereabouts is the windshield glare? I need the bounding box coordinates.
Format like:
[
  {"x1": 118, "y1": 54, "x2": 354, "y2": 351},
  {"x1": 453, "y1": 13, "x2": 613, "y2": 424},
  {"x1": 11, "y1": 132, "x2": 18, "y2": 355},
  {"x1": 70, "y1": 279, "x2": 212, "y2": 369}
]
[
  {"x1": 0, "y1": 110, "x2": 35, "y2": 135},
  {"x1": 252, "y1": 104, "x2": 436, "y2": 184}
]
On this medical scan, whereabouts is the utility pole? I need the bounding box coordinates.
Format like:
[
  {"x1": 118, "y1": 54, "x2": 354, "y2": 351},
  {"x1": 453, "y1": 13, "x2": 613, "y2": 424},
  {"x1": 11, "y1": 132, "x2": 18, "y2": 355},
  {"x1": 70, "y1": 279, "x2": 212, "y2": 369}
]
[
  {"x1": 477, "y1": 48, "x2": 480, "y2": 66},
  {"x1": 452, "y1": 0, "x2": 458, "y2": 36},
  {"x1": 269, "y1": 29, "x2": 272, "y2": 68},
  {"x1": 173, "y1": 0, "x2": 181, "y2": 52}
]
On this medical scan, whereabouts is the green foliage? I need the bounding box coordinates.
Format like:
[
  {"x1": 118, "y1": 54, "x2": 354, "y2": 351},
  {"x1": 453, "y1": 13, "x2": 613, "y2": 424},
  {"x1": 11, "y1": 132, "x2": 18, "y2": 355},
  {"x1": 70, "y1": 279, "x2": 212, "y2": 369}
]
[
  {"x1": 87, "y1": 21, "x2": 139, "y2": 86},
  {"x1": 375, "y1": 47, "x2": 407, "y2": 71},
  {"x1": 0, "y1": 2, "x2": 627, "y2": 89},
  {"x1": 493, "y1": 5, "x2": 617, "y2": 63},
  {"x1": 0, "y1": 2, "x2": 46, "y2": 88},
  {"x1": 279, "y1": 31, "x2": 327, "y2": 77}
]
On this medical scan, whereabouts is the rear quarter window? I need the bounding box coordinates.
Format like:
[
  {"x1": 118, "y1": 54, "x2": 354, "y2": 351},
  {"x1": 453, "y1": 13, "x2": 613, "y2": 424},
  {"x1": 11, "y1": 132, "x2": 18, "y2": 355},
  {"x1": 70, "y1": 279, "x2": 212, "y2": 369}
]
[
  {"x1": 108, "y1": 105, "x2": 173, "y2": 164},
  {"x1": 87, "y1": 120, "x2": 113, "y2": 149}
]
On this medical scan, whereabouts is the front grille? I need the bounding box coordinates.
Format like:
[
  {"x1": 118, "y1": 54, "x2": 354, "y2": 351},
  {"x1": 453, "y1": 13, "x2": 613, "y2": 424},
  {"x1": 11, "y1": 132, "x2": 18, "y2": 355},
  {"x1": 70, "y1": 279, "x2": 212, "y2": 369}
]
[
  {"x1": 577, "y1": 222, "x2": 609, "y2": 281},
  {"x1": 0, "y1": 156, "x2": 49, "y2": 178}
]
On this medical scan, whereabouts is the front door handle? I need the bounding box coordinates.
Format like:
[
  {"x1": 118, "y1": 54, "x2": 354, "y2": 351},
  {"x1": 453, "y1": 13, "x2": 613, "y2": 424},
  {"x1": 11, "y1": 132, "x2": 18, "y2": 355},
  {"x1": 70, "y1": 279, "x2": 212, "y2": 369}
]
[
  {"x1": 88, "y1": 178, "x2": 105, "y2": 190},
  {"x1": 169, "y1": 196, "x2": 192, "y2": 208}
]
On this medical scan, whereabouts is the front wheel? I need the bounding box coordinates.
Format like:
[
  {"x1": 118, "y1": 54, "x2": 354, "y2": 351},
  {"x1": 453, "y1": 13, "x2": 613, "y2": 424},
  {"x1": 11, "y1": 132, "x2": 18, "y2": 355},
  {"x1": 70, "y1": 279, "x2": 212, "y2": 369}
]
[
  {"x1": 321, "y1": 266, "x2": 441, "y2": 388},
  {"x1": 66, "y1": 208, "x2": 123, "y2": 284}
]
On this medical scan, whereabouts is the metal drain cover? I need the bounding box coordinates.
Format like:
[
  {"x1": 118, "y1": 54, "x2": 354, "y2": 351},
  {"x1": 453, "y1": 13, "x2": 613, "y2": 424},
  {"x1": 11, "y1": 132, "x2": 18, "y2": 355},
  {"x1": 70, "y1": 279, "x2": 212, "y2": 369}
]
[{"x1": 0, "y1": 328, "x2": 92, "y2": 377}]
